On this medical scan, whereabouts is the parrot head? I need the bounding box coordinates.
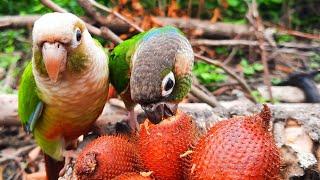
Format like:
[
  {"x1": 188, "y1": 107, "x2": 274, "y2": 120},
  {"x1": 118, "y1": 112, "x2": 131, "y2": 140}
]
[
  {"x1": 32, "y1": 12, "x2": 89, "y2": 82},
  {"x1": 130, "y1": 27, "x2": 194, "y2": 124}
]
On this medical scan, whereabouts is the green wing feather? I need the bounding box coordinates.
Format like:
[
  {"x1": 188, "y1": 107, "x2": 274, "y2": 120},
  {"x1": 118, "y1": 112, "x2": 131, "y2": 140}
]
[
  {"x1": 109, "y1": 32, "x2": 146, "y2": 94},
  {"x1": 18, "y1": 62, "x2": 43, "y2": 131},
  {"x1": 18, "y1": 62, "x2": 64, "y2": 161}
]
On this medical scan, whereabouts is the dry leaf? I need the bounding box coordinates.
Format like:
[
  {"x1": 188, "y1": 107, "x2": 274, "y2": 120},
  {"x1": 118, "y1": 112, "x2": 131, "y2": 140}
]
[
  {"x1": 168, "y1": 0, "x2": 179, "y2": 17},
  {"x1": 119, "y1": 34, "x2": 128, "y2": 40},
  {"x1": 119, "y1": 0, "x2": 127, "y2": 5},
  {"x1": 121, "y1": 9, "x2": 134, "y2": 20},
  {"x1": 132, "y1": 0, "x2": 144, "y2": 16},
  {"x1": 141, "y1": 15, "x2": 155, "y2": 30},
  {"x1": 210, "y1": 8, "x2": 222, "y2": 23},
  {"x1": 221, "y1": 0, "x2": 229, "y2": 9}
]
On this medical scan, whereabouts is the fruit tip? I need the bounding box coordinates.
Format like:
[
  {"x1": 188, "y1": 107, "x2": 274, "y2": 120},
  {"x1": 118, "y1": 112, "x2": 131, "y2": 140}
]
[{"x1": 259, "y1": 104, "x2": 271, "y2": 129}]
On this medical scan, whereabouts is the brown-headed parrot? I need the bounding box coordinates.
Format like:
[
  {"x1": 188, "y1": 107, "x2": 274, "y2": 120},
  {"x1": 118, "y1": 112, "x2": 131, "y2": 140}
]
[{"x1": 109, "y1": 26, "x2": 194, "y2": 130}]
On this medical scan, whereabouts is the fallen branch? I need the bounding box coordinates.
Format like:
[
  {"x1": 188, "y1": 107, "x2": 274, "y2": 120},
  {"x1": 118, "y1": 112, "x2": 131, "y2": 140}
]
[
  {"x1": 0, "y1": 15, "x2": 39, "y2": 29},
  {"x1": 192, "y1": 39, "x2": 260, "y2": 46},
  {"x1": 264, "y1": 21, "x2": 320, "y2": 41},
  {"x1": 152, "y1": 17, "x2": 252, "y2": 38},
  {"x1": 40, "y1": 0, "x2": 122, "y2": 44},
  {"x1": 77, "y1": 0, "x2": 136, "y2": 34},
  {"x1": 0, "y1": 15, "x2": 250, "y2": 39},
  {"x1": 86, "y1": 0, "x2": 143, "y2": 32},
  {"x1": 0, "y1": 94, "x2": 19, "y2": 126},
  {"x1": 2, "y1": 93, "x2": 320, "y2": 127},
  {"x1": 247, "y1": 0, "x2": 273, "y2": 102},
  {"x1": 190, "y1": 85, "x2": 222, "y2": 108},
  {"x1": 258, "y1": 85, "x2": 320, "y2": 103},
  {"x1": 194, "y1": 53, "x2": 256, "y2": 102},
  {"x1": 191, "y1": 39, "x2": 320, "y2": 51}
]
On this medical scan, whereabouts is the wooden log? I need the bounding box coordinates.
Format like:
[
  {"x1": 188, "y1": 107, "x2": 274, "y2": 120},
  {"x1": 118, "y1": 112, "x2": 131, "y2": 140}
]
[
  {"x1": 153, "y1": 17, "x2": 252, "y2": 38},
  {"x1": 0, "y1": 15, "x2": 251, "y2": 38},
  {"x1": 257, "y1": 85, "x2": 320, "y2": 103},
  {"x1": 2, "y1": 94, "x2": 320, "y2": 136}
]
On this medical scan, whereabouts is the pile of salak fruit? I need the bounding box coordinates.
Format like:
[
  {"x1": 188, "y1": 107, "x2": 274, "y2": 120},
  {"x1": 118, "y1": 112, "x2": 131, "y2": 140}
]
[{"x1": 74, "y1": 105, "x2": 280, "y2": 180}]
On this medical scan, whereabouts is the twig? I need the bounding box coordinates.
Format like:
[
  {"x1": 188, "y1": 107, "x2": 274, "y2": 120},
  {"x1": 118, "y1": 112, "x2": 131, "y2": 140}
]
[
  {"x1": 192, "y1": 39, "x2": 320, "y2": 51},
  {"x1": 246, "y1": 0, "x2": 273, "y2": 102},
  {"x1": 40, "y1": 0, "x2": 122, "y2": 44},
  {"x1": 223, "y1": 47, "x2": 238, "y2": 65},
  {"x1": 77, "y1": 0, "x2": 111, "y2": 26},
  {"x1": 40, "y1": 0, "x2": 67, "y2": 12},
  {"x1": 151, "y1": 17, "x2": 252, "y2": 38},
  {"x1": 187, "y1": 0, "x2": 192, "y2": 17},
  {"x1": 192, "y1": 39, "x2": 260, "y2": 46},
  {"x1": 194, "y1": 53, "x2": 256, "y2": 103},
  {"x1": 264, "y1": 21, "x2": 320, "y2": 41},
  {"x1": 100, "y1": 27, "x2": 123, "y2": 43},
  {"x1": 0, "y1": 144, "x2": 36, "y2": 163},
  {"x1": 190, "y1": 86, "x2": 222, "y2": 108},
  {"x1": 87, "y1": 0, "x2": 144, "y2": 32},
  {"x1": 191, "y1": 77, "x2": 224, "y2": 108},
  {"x1": 0, "y1": 15, "x2": 40, "y2": 29},
  {"x1": 4, "y1": 58, "x2": 18, "y2": 89}
]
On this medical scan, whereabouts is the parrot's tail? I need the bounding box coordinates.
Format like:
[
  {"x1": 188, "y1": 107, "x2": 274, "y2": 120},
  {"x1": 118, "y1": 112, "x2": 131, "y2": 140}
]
[{"x1": 44, "y1": 154, "x2": 64, "y2": 180}]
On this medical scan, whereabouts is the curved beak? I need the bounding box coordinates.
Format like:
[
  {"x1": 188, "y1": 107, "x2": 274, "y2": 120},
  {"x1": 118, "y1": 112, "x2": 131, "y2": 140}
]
[
  {"x1": 142, "y1": 102, "x2": 178, "y2": 124},
  {"x1": 42, "y1": 42, "x2": 67, "y2": 82}
]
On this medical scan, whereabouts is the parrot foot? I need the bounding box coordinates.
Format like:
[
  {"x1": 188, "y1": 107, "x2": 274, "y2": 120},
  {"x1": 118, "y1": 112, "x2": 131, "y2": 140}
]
[
  {"x1": 59, "y1": 150, "x2": 79, "y2": 177},
  {"x1": 128, "y1": 109, "x2": 140, "y2": 132}
]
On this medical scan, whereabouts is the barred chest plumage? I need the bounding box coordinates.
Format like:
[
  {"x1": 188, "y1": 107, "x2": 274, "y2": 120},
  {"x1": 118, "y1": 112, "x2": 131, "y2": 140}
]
[{"x1": 33, "y1": 51, "x2": 108, "y2": 140}]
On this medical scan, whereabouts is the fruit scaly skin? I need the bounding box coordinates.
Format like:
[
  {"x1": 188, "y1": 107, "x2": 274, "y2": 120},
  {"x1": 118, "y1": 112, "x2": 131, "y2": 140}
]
[
  {"x1": 138, "y1": 111, "x2": 196, "y2": 180},
  {"x1": 112, "y1": 172, "x2": 153, "y2": 180},
  {"x1": 75, "y1": 136, "x2": 142, "y2": 180},
  {"x1": 189, "y1": 105, "x2": 280, "y2": 180}
]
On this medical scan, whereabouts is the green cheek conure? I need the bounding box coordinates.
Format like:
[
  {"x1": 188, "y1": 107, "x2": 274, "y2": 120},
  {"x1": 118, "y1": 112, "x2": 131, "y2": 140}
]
[
  {"x1": 18, "y1": 13, "x2": 109, "y2": 179},
  {"x1": 109, "y1": 26, "x2": 194, "y2": 130}
]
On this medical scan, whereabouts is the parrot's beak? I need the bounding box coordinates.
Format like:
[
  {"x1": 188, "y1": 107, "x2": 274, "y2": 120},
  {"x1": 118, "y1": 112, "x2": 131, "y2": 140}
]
[
  {"x1": 42, "y1": 42, "x2": 67, "y2": 82},
  {"x1": 142, "y1": 102, "x2": 178, "y2": 124}
]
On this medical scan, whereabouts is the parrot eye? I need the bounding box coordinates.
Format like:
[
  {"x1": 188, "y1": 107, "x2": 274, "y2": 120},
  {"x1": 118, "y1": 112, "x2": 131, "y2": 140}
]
[
  {"x1": 71, "y1": 28, "x2": 82, "y2": 48},
  {"x1": 76, "y1": 29, "x2": 82, "y2": 41},
  {"x1": 161, "y1": 72, "x2": 175, "y2": 97}
]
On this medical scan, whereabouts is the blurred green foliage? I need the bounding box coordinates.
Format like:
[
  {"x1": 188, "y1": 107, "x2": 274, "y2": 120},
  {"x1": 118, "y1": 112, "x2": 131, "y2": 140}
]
[
  {"x1": 240, "y1": 58, "x2": 264, "y2": 77},
  {"x1": 193, "y1": 61, "x2": 227, "y2": 85},
  {"x1": 251, "y1": 90, "x2": 268, "y2": 103}
]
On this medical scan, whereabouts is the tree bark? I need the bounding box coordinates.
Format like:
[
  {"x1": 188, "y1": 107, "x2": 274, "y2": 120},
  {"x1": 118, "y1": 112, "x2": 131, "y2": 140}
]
[{"x1": 0, "y1": 15, "x2": 251, "y2": 38}]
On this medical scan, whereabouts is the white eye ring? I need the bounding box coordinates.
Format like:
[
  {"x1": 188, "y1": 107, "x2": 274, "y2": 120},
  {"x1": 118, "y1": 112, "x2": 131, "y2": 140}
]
[
  {"x1": 71, "y1": 28, "x2": 81, "y2": 48},
  {"x1": 161, "y1": 71, "x2": 175, "y2": 97}
]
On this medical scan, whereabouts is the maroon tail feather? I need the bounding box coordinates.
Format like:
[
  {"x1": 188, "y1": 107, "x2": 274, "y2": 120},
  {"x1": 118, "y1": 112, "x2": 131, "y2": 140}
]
[{"x1": 44, "y1": 154, "x2": 64, "y2": 180}]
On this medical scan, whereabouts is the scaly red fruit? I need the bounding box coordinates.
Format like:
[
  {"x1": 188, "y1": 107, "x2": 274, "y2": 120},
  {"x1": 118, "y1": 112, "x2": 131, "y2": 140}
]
[
  {"x1": 138, "y1": 111, "x2": 196, "y2": 180},
  {"x1": 112, "y1": 172, "x2": 153, "y2": 180},
  {"x1": 75, "y1": 135, "x2": 141, "y2": 180},
  {"x1": 189, "y1": 104, "x2": 280, "y2": 180}
]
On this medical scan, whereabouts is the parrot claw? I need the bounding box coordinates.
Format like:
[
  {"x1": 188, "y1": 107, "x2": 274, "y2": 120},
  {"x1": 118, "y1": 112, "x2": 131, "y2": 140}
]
[
  {"x1": 59, "y1": 150, "x2": 79, "y2": 177},
  {"x1": 128, "y1": 110, "x2": 140, "y2": 132}
]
